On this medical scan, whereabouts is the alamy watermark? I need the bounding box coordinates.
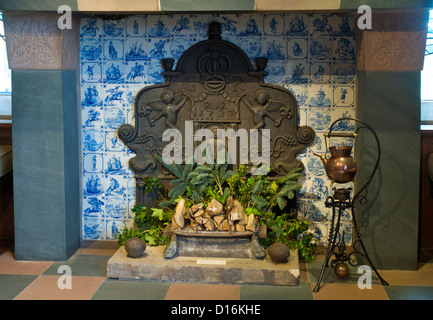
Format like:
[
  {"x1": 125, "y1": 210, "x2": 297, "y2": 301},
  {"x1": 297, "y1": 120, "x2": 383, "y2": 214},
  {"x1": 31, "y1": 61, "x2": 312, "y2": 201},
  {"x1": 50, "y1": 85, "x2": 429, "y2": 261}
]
[
  {"x1": 358, "y1": 5, "x2": 372, "y2": 30},
  {"x1": 57, "y1": 5, "x2": 72, "y2": 30},
  {"x1": 161, "y1": 121, "x2": 271, "y2": 175},
  {"x1": 357, "y1": 265, "x2": 372, "y2": 290},
  {"x1": 57, "y1": 265, "x2": 72, "y2": 290}
]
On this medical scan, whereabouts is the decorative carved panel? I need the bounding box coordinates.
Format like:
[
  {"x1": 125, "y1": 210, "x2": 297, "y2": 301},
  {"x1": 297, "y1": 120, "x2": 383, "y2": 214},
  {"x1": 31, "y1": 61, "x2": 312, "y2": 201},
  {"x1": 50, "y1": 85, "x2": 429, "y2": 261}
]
[
  {"x1": 118, "y1": 22, "x2": 315, "y2": 204},
  {"x1": 3, "y1": 13, "x2": 80, "y2": 70},
  {"x1": 356, "y1": 11, "x2": 429, "y2": 71}
]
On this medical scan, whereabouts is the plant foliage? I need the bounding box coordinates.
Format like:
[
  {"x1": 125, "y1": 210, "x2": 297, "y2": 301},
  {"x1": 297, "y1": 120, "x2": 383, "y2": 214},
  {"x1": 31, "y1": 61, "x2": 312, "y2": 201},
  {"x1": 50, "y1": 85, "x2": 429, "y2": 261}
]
[{"x1": 117, "y1": 152, "x2": 317, "y2": 262}]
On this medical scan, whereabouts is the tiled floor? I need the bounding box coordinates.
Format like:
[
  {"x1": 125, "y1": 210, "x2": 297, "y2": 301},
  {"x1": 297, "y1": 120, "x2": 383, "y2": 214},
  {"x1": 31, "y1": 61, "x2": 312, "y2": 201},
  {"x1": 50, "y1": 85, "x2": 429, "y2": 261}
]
[{"x1": 1, "y1": 241, "x2": 433, "y2": 301}]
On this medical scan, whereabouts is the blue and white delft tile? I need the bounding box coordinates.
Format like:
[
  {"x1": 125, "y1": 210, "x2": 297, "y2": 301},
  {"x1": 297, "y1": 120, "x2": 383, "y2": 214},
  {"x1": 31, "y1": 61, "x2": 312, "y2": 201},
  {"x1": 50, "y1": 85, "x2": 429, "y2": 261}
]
[
  {"x1": 147, "y1": 16, "x2": 171, "y2": 38},
  {"x1": 333, "y1": 61, "x2": 356, "y2": 84},
  {"x1": 309, "y1": 38, "x2": 333, "y2": 61},
  {"x1": 284, "y1": 84, "x2": 308, "y2": 107},
  {"x1": 308, "y1": 85, "x2": 332, "y2": 108},
  {"x1": 333, "y1": 37, "x2": 356, "y2": 61},
  {"x1": 263, "y1": 14, "x2": 284, "y2": 36},
  {"x1": 80, "y1": 18, "x2": 102, "y2": 38},
  {"x1": 309, "y1": 177, "x2": 329, "y2": 200},
  {"x1": 309, "y1": 62, "x2": 331, "y2": 84},
  {"x1": 103, "y1": 62, "x2": 125, "y2": 84},
  {"x1": 83, "y1": 153, "x2": 104, "y2": 174},
  {"x1": 330, "y1": 109, "x2": 356, "y2": 131},
  {"x1": 105, "y1": 196, "x2": 128, "y2": 219},
  {"x1": 263, "y1": 37, "x2": 286, "y2": 60},
  {"x1": 81, "y1": 62, "x2": 102, "y2": 83},
  {"x1": 333, "y1": 15, "x2": 355, "y2": 37},
  {"x1": 264, "y1": 60, "x2": 285, "y2": 83},
  {"x1": 287, "y1": 38, "x2": 308, "y2": 60},
  {"x1": 80, "y1": 39, "x2": 102, "y2": 61},
  {"x1": 103, "y1": 39, "x2": 124, "y2": 61},
  {"x1": 308, "y1": 107, "x2": 331, "y2": 131},
  {"x1": 82, "y1": 107, "x2": 103, "y2": 128},
  {"x1": 81, "y1": 84, "x2": 103, "y2": 107},
  {"x1": 285, "y1": 60, "x2": 309, "y2": 84},
  {"x1": 240, "y1": 37, "x2": 263, "y2": 59},
  {"x1": 103, "y1": 19, "x2": 125, "y2": 38},
  {"x1": 83, "y1": 217, "x2": 105, "y2": 240},
  {"x1": 333, "y1": 85, "x2": 354, "y2": 107},
  {"x1": 125, "y1": 61, "x2": 147, "y2": 84},
  {"x1": 125, "y1": 38, "x2": 148, "y2": 61},
  {"x1": 212, "y1": 14, "x2": 241, "y2": 37},
  {"x1": 285, "y1": 14, "x2": 309, "y2": 37},
  {"x1": 238, "y1": 15, "x2": 263, "y2": 37},
  {"x1": 103, "y1": 84, "x2": 126, "y2": 106},
  {"x1": 105, "y1": 172, "x2": 130, "y2": 194},
  {"x1": 126, "y1": 16, "x2": 147, "y2": 37},
  {"x1": 106, "y1": 220, "x2": 126, "y2": 240},
  {"x1": 189, "y1": 14, "x2": 209, "y2": 38},
  {"x1": 310, "y1": 14, "x2": 334, "y2": 37},
  {"x1": 83, "y1": 196, "x2": 105, "y2": 218},
  {"x1": 307, "y1": 156, "x2": 327, "y2": 177},
  {"x1": 105, "y1": 131, "x2": 124, "y2": 152}
]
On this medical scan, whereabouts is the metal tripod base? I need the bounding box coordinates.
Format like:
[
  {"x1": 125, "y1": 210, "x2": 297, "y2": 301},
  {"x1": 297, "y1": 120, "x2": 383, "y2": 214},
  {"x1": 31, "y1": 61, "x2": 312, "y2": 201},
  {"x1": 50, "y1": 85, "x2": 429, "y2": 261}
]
[{"x1": 312, "y1": 188, "x2": 389, "y2": 293}]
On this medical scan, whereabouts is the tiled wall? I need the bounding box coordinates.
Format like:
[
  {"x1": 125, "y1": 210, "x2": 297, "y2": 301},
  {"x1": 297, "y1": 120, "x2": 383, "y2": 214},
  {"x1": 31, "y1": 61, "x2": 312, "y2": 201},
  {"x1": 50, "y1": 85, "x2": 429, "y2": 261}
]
[{"x1": 79, "y1": 13, "x2": 357, "y2": 243}]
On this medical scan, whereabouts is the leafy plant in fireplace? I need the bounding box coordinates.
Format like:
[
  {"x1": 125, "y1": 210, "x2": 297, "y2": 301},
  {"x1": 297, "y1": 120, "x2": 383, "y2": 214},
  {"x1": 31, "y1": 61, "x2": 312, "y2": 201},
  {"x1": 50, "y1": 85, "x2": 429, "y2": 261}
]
[
  {"x1": 226, "y1": 165, "x2": 317, "y2": 261},
  {"x1": 117, "y1": 176, "x2": 172, "y2": 247},
  {"x1": 117, "y1": 204, "x2": 172, "y2": 247},
  {"x1": 118, "y1": 152, "x2": 317, "y2": 261},
  {"x1": 154, "y1": 149, "x2": 235, "y2": 206}
]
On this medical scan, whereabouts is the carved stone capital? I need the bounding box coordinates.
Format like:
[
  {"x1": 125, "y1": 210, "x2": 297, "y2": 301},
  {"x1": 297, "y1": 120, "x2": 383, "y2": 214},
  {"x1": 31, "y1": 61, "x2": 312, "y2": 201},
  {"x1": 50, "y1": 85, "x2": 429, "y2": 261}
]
[
  {"x1": 3, "y1": 13, "x2": 80, "y2": 70},
  {"x1": 356, "y1": 10, "x2": 429, "y2": 71}
]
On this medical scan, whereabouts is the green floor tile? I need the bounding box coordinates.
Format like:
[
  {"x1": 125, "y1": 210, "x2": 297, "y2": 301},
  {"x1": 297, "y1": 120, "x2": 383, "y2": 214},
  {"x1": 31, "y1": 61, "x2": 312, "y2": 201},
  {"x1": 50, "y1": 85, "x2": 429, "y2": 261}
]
[
  {"x1": 42, "y1": 254, "x2": 111, "y2": 277},
  {"x1": 91, "y1": 279, "x2": 171, "y2": 300},
  {"x1": 385, "y1": 286, "x2": 433, "y2": 300},
  {"x1": 0, "y1": 275, "x2": 38, "y2": 300},
  {"x1": 239, "y1": 283, "x2": 314, "y2": 300}
]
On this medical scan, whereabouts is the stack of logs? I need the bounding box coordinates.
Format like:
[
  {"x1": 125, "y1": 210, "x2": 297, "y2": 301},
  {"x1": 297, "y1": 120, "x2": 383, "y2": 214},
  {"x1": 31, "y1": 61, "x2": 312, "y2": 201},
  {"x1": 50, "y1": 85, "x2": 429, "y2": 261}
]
[{"x1": 172, "y1": 196, "x2": 256, "y2": 233}]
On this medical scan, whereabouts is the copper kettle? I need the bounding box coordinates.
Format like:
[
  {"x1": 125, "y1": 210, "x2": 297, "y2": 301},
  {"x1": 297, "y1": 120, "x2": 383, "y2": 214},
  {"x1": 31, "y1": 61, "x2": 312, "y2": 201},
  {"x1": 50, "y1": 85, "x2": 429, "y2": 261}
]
[{"x1": 314, "y1": 145, "x2": 357, "y2": 183}]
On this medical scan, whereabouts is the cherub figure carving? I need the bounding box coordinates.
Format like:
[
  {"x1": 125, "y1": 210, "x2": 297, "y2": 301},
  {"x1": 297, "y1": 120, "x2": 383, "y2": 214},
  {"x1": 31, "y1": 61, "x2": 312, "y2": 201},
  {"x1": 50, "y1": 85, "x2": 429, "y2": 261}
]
[
  {"x1": 146, "y1": 90, "x2": 189, "y2": 129},
  {"x1": 242, "y1": 90, "x2": 292, "y2": 129}
]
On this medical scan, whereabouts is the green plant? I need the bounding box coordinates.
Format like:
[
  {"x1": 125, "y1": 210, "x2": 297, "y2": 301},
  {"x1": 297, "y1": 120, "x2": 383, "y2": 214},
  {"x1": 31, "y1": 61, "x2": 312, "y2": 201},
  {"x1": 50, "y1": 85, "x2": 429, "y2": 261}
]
[
  {"x1": 117, "y1": 196, "x2": 172, "y2": 247},
  {"x1": 260, "y1": 213, "x2": 317, "y2": 262},
  {"x1": 154, "y1": 149, "x2": 235, "y2": 206},
  {"x1": 118, "y1": 152, "x2": 317, "y2": 262}
]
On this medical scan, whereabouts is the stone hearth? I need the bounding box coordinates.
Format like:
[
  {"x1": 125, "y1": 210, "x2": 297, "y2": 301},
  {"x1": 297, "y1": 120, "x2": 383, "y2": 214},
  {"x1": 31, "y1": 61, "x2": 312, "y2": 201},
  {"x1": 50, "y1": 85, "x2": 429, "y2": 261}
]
[{"x1": 107, "y1": 245, "x2": 300, "y2": 285}]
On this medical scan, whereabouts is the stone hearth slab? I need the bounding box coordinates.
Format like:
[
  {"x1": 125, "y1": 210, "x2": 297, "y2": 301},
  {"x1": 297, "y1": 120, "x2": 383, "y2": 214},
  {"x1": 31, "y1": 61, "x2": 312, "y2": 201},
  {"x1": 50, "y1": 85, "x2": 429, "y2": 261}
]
[{"x1": 107, "y1": 246, "x2": 300, "y2": 286}]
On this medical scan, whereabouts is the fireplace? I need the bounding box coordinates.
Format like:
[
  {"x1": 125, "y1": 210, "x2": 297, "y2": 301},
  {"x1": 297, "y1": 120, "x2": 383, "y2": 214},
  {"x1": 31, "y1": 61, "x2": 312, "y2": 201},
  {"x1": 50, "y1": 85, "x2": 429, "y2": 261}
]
[
  {"x1": 115, "y1": 21, "x2": 315, "y2": 263},
  {"x1": 2, "y1": 4, "x2": 427, "y2": 272}
]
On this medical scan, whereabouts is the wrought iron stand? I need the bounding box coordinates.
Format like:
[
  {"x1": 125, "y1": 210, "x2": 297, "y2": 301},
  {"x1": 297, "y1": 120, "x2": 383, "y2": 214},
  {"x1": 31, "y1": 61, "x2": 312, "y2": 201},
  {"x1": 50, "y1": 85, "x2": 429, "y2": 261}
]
[{"x1": 312, "y1": 118, "x2": 389, "y2": 293}]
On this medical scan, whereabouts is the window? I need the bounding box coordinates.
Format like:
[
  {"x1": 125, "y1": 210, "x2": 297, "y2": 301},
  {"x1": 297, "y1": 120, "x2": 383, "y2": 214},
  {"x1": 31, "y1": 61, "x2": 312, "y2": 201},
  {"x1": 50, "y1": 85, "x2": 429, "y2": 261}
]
[
  {"x1": 0, "y1": 12, "x2": 12, "y2": 124},
  {"x1": 421, "y1": 10, "x2": 433, "y2": 130}
]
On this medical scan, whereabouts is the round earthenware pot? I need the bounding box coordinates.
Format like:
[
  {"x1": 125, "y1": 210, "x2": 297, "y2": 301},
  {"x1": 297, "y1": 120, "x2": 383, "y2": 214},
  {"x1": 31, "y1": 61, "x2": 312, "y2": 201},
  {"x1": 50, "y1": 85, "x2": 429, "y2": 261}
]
[
  {"x1": 125, "y1": 237, "x2": 146, "y2": 258},
  {"x1": 268, "y1": 242, "x2": 290, "y2": 263}
]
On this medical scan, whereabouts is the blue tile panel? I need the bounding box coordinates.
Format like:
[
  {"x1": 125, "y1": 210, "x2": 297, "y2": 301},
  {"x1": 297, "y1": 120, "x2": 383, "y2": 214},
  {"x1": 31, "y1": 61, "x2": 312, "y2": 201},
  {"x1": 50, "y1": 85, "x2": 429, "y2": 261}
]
[{"x1": 79, "y1": 13, "x2": 357, "y2": 243}]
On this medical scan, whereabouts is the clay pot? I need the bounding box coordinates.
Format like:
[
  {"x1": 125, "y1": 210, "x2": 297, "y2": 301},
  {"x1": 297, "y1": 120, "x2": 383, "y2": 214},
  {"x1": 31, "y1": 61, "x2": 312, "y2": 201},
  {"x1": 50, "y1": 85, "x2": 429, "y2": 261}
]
[
  {"x1": 125, "y1": 237, "x2": 146, "y2": 258},
  {"x1": 268, "y1": 242, "x2": 290, "y2": 263},
  {"x1": 334, "y1": 262, "x2": 350, "y2": 278}
]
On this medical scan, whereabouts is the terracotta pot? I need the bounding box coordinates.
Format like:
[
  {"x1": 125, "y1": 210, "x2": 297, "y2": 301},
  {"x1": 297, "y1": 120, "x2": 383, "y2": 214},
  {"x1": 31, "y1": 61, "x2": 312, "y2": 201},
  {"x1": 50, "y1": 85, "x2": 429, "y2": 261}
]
[{"x1": 125, "y1": 237, "x2": 146, "y2": 258}]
